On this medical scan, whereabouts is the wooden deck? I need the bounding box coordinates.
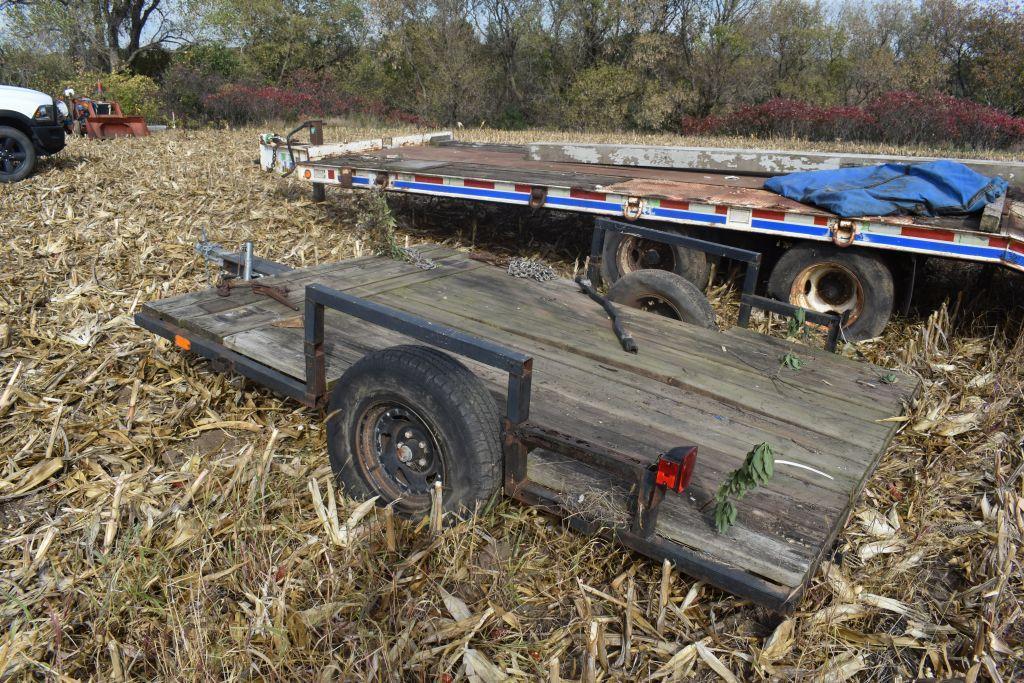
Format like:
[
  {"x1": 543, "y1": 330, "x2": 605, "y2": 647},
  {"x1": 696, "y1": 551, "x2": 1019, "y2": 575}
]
[
  {"x1": 310, "y1": 141, "x2": 981, "y2": 231},
  {"x1": 142, "y1": 246, "x2": 919, "y2": 608}
]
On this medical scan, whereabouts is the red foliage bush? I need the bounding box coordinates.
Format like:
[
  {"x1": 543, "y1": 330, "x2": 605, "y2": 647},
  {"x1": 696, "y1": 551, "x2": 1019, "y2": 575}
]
[
  {"x1": 682, "y1": 92, "x2": 1024, "y2": 150},
  {"x1": 202, "y1": 74, "x2": 427, "y2": 127}
]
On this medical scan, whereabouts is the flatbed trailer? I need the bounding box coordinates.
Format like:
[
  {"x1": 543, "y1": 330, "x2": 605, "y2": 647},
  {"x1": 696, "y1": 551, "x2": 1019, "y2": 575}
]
[
  {"x1": 136, "y1": 244, "x2": 919, "y2": 611},
  {"x1": 259, "y1": 127, "x2": 1024, "y2": 340}
]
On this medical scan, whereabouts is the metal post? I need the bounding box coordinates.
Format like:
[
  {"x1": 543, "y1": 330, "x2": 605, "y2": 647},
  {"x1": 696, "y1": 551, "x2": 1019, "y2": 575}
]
[
  {"x1": 303, "y1": 296, "x2": 326, "y2": 404},
  {"x1": 587, "y1": 224, "x2": 607, "y2": 285},
  {"x1": 241, "y1": 241, "x2": 254, "y2": 281},
  {"x1": 310, "y1": 120, "x2": 326, "y2": 203},
  {"x1": 737, "y1": 258, "x2": 760, "y2": 328}
]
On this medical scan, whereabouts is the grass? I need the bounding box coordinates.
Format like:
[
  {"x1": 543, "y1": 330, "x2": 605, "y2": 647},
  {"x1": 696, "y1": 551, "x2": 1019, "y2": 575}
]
[{"x1": 0, "y1": 125, "x2": 1022, "y2": 680}]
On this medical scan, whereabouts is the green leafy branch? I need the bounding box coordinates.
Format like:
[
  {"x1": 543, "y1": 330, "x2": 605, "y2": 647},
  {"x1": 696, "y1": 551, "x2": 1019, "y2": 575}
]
[
  {"x1": 357, "y1": 189, "x2": 404, "y2": 260},
  {"x1": 780, "y1": 351, "x2": 803, "y2": 370},
  {"x1": 714, "y1": 442, "x2": 775, "y2": 534},
  {"x1": 786, "y1": 307, "x2": 808, "y2": 340}
]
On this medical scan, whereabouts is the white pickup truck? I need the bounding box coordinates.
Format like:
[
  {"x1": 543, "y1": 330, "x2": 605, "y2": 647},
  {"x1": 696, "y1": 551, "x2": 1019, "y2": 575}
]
[{"x1": 0, "y1": 84, "x2": 68, "y2": 182}]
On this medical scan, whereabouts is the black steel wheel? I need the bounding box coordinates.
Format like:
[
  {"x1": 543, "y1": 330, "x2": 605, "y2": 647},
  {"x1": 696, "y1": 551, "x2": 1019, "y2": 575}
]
[
  {"x1": 600, "y1": 231, "x2": 710, "y2": 289},
  {"x1": 326, "y1": 345, "x2": 501, "y2": 516},
  {"x1": 0, "y1": 126, "x2": 35, "y2": 183},
  {"x1": 607, "y1": 270, "x2": 717, "y2": 328}
]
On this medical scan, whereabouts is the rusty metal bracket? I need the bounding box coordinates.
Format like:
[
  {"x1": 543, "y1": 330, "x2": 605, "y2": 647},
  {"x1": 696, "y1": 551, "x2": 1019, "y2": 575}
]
[
  {"x1": 339, "y1": 168, "x2": 353, "y2": 188},
  {"x1": 529, "y1": 186, "x2": 547, "y2": 209},
  {"x1": 623, "y1": 197, "x2": 642, "y2": 221},
  {"x1": 832, "y1": 219, "x2": 857, "y2": 247},
  {"x1": 375, "y1": 172, "x2": 390, "y2": 188}
]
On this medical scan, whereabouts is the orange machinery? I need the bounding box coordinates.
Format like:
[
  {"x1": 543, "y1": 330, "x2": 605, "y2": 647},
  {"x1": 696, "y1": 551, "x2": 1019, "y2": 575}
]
[{"x1": 69, "y1": 84, "x2": 149, "y2": 139}]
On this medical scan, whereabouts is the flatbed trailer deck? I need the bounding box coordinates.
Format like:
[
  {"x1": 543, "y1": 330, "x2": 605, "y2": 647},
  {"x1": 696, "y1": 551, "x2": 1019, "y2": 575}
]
[
  {"x1": 137, "y1": 245, "x2": 919, "y2": 611},
  {"x1": 261, "y1": 132, "x2": 1024, "y2": 274}
]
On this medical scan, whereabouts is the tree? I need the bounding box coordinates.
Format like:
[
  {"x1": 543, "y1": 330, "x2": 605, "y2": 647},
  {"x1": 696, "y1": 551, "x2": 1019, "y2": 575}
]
[{"x1": 2, "y1": 0, "x2": 196, "y2": 72}]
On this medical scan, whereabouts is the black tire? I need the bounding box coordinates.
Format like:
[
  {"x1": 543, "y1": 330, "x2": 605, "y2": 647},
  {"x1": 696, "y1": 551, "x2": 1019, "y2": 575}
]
[
  {"x1": 0, "y1": 126, "x2": 36, "y2": 183},
  {"x1": 767, "y1": 244, "x2": 894, "y2": 342},
  {"x1": 600, "y1": 231, "x2": 710, "y2": 289},
  {"x1": 326, "y1": 344, "x2": 501, "y2": 517},
  {"x1": 607, "y1": 270, "x2": 717, "y2": 329}
]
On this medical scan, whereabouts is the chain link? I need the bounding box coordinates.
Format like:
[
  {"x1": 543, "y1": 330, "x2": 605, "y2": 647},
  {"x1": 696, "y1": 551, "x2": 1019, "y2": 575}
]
[
  {"x1": 507, "y1": 257, "x2": 557, "y2": 282},
  {"x1": 400, "y1": 247, "x2": 437, "y2": 270}
]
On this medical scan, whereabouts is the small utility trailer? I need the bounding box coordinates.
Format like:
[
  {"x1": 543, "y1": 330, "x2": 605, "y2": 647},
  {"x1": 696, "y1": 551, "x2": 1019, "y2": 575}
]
[
  {"x1": 136, "y1": 240, "x2": 919, "y2": 611},
  {"x1": 259, "y1": 126, "x2": 1024, "y2": 341}
]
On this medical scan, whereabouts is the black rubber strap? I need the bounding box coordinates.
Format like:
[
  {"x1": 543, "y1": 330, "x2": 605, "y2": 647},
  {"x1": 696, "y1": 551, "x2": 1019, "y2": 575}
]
[{"x1": 575, "y1": 276, "x2": 638, "y2": 354}]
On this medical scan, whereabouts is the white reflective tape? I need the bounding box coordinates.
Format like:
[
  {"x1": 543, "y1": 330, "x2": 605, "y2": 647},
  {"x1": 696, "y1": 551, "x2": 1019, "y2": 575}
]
[{"x1": 775, "y1": 459, "x2": 835, "y2": 480}]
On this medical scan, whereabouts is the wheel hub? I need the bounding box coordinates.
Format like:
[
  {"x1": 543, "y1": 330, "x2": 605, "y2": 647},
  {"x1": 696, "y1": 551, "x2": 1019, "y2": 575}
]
[
  {"x1": 618, "y1": 236, "x2": 676, "y2": 274},
  {"x1": 790, "y1": 263, "x2": 863, "y2": 324},
  {"x1": 361, "y1": 403, "x2": 442, "y2": 496}
]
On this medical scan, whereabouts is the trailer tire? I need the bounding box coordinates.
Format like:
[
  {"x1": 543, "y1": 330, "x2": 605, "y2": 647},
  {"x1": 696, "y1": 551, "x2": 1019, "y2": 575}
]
[
  {"x1": 0, "y1": 126, "x2": 36, "y2": 183},
  {"x1": 768, "y1": 244, "x2": 894, "y2": 342},
  {"x1": 600, "y1": 231, "x2": 709, "y2": 289},
  {"x1": 326, "y1": 344, "x2": 501, "y2": 517},
  {"x1": 607, "y1": 270, "x2": 717, "y2": 329}
]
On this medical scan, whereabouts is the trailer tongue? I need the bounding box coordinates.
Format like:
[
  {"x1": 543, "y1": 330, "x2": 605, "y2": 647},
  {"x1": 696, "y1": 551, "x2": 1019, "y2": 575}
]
[{"x1": 137, "y1": 243, "x2": 919, "y2": 611}]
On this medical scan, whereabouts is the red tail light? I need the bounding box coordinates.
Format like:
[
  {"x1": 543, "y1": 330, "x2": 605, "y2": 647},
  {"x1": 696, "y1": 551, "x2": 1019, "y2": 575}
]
[{"x1": 655, "y1": 446, "x2": 697, "y2": 493}]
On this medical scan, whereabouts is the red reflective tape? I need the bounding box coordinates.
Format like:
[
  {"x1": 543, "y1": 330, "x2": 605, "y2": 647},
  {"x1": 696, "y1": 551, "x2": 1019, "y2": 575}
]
[
  {"x1": 659, "y1": 199, "x2": 689, "y2": 210},
  {"x1": 570, "y1": 188, "x2": 607, "y2": 201},
  {"x1": 413, "y1": 175, "x2": 444, "y2": 184},
  {"x1": 814, "y1": 216, "x2": 830, "y2": 226},
  {"x1": 514, "y1": 184, "x2": 532, "y2": 194},
  {"x1": 901, "y1": 226, "x2": 955, "y2": 242},
  {"x1": 327, "y1": 169, "x2": 335, "y2": 180},
  {"x1": 1010, "y1": 242, "x2": 1024, "y2": 254},
  {"x1": 715, "y1": 205, "x2": 729, "y2": 215},
  {"x1": 988, "y1": 237, "x2": 1008, "y2": 249},
  {"x1": 463, "y1": 178, "x2": 495, "y2": 189},
  {"x1": 752, "y1": 209, "x2": 786, "y2": 221}
]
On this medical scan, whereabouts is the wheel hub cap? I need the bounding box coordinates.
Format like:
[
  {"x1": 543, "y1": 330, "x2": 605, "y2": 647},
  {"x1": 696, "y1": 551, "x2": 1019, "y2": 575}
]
[
  {"x1": 365, "y1": 404, "x2": 441, "y2": 495},
  {"x1": 790, "y1": 263, "x2": 863, "y2": 324}
]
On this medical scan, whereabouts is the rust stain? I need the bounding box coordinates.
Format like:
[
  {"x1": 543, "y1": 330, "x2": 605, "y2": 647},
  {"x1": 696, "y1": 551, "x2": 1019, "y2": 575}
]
[{"x1": 600, "y1": 178, "x2": 831, "y2": 214}]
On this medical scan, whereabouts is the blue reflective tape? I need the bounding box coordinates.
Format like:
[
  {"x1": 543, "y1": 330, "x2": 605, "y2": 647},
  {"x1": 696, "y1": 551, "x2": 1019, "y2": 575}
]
[
  {"x1": 749, "y1": 218, "x2": 830, "y2": 238},
  {"x1": 1004, "y1": 249, "x2": 1024, "y2": 267},
  {"x1": 856, "y1": 231, "x2": 1002, "y2": 259},
  {"x1": 545, "y1": 196, "x2": 621, "y2": 212},
  {"x1": 352, "y1": 176, "x2": 370, "y2": 185},
  {"x1": 648, "y1": 208, "x2": 728, "y2": 224},
  {"x1": 392, "y1": 180, "x2": 527, "y2": 202}
]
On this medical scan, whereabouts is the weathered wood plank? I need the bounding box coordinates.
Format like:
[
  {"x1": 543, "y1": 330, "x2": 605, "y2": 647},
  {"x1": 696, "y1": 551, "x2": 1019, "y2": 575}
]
[
  {"x1": 980, "y1": 190, "x2": 1008, "y2": 233},
  {"x1": 526, "y1": 451, "x2": 810, "y2": 589},
  {"x1": 525, "y1": 142, "x2": 1024, "y2": 190}
]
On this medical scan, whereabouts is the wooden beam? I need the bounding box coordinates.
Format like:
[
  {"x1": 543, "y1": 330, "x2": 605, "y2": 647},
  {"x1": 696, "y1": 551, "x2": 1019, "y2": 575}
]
[
  {"x1": 525, "y1": 143, "x2": 1024, "y2": 190},
  {"x1": 979, "y1": 191, "x2": 1008, "y2": 233}
]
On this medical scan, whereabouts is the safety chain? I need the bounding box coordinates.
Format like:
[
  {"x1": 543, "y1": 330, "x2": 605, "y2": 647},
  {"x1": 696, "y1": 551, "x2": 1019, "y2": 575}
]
[
  {"x1": 507, "y1": 257, "x2": 557, "y2": 282},
  {"x1": 401, "y1": 247, "x2": 437, "y2": 270}
]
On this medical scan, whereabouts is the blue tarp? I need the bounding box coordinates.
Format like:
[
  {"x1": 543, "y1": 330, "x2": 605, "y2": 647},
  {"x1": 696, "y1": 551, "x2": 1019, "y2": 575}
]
[{"x1": 764, "y1": 160, "x2": 1008, "y2": 218}]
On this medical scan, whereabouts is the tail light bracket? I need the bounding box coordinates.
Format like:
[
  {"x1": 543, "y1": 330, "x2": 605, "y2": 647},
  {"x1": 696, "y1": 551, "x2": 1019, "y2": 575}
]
[{"x1": 632, "y1": 446, "x2": 698, "y2": 537}]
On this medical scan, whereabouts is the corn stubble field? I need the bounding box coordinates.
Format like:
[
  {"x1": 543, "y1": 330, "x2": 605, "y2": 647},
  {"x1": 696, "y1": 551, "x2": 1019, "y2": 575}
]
[{"x1": 1, "y1": 125, "x2": 1022, "y2": 681}]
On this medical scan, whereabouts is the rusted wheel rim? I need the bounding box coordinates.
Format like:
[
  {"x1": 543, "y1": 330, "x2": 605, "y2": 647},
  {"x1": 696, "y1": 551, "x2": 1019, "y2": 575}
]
[
  {"x1": 790, "y1": 262, "x2": 863, "y2": 325},
  {"x1": 615, "y1": 236, "x2": 677, "y2": 275},
  {"x1": 354, "y1": 400, "x2": 444, "y2": 504},
  {"x1": 636, "y1": 295, "x2": 682, "y2": 320}
]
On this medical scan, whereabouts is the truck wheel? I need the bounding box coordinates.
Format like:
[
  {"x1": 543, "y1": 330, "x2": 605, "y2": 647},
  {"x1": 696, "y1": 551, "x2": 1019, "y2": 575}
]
[
  {"x1": 767, "y1": 244, "x2": 894, "y2": 341},
  {"x1": 0, "y1": 126, "x2": 36, "y2": 183},
  {"x1": 600, "y1": 231, "x2": 709, "y2": 289},
  {"x1": 607, "y1": 270, "x2": 717, "y2": 329},
  {"x1": 326, "y1": 344, "x2": 501, "y2": 517}
]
